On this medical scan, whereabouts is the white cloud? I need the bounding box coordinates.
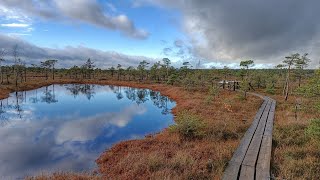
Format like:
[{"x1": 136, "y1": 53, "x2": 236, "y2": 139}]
[
  {"x1": 56, "y1": 104, "x2": 146, "y2": 143},
  {"x1": 0, "y1": 0, "x2": 149, "y2": 39},
  {"x1": 25, "y1": 27, "x2": 34, "y2": 32},
  {"x1": 0, "y1": 104, "x2": 146, "y2": 178},
  {"x1": 0, "y1": 5, "x2": 32, "y2": 23},
  {"x1": 1, "y1": 23, "x2": 30, "y2": 27},
  {"x1": 106, "y1": 2, "x2": 117, "y2": 13},
  {"x1": 0, "y1": 34, "x2": 156, "y2": 68},
  {"x1": 7, "y1": 33, "x2": 31, "y2": 36},
  {"x1": 0, "y1": 84, "x2": 173, "y2": 179}
]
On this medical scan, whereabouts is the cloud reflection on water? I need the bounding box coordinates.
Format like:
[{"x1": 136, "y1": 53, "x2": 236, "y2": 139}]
[
  {"x1": 0, "y1": 84, "x2": 175, "y2": 179},
  {"x1": 56, "y1": 105, "x2": 146, "y2": 143}
]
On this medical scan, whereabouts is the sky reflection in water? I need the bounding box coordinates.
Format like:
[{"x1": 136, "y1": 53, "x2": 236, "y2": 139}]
[{"x1": 0, "y1": 84, "x2": 175, "y2": 179}]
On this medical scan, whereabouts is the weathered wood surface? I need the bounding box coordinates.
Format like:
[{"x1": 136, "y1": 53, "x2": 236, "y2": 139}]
[{"x1": 222, "y1": 95, "x2": 276, "y2": 180}]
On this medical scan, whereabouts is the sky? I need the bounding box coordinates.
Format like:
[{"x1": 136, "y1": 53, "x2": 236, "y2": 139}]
[{"x1": 0, "y1": 0, "x2": 320, "y2": 69}]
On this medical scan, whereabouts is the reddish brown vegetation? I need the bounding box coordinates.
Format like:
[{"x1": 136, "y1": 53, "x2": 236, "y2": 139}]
[
  {"x1": 0, "y1": 78, "x2": 262, "y2": 179},
  {"x1": 271, "y1": 95, "x2": 320, "y2": 179},
  {"x1": 94, "y1": 84, "x2": 261, "y2": 179},
  {"x1": 251, "y1": 89, "x2": 320, "y2": 179}
]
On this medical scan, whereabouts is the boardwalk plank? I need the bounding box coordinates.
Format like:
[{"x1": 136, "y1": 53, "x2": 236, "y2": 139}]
[
  {"x1": 223, "y1": 94, "x2": 276, "y2": 180},
  {"x1": 229, "y1": 100, "x2": 268, "y2": 163},
  {"x1": 256, "y1": 100, "x2": 276, "y2": 179},
  {"x1": 222, "y1": 100, "x2": 268, "y2": 180},
  {"x1": 241, "y1": 100, "x2": 272, "y2": 167},
  {"x1": 222, "y1": 162, "x2": 241, "y2": 180},
  {"x1": 256, "y1": 135, "x2": 272, "y2": 180},
  {"x1": 239, "y1": 165, "x2": 255, "y2": 180},
  {"x1": 264, "y1": 101, "x2": 276, "y2": 136}
]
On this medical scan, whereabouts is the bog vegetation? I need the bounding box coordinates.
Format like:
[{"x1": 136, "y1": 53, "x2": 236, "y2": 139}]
[{"x1": 0, "y1": 45, "x2": 319, "y2": 179}]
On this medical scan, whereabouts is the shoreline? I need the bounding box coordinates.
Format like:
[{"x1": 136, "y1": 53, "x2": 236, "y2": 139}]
[
  {"x1": 0, "y1": 78, "x2": 262, "y2": 179},
  {"x1": 0, "y1": 79, "x2": 183, "y2": 119}
]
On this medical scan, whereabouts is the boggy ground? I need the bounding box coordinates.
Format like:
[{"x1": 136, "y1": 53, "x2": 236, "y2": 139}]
[
  {"x1": 270, "y1": 95, "x2": 320, "y2": 179},
  {"x1": 0, "y1": 77, "x2": 262, "y2": 180},
  {"x1": 95, "y1": 87, "x2": 261, "y2": 180},
  {"x1": 253, "y1": 89, "x2": 320, "y2": 180}
]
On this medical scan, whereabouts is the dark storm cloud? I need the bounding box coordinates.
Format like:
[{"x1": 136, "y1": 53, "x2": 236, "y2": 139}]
[
  {"x1": 136, "y1": 0, "x2": 320, "y2": 66},
  {"x1": 0, "y1": 0, "x2": 149, "y2": 39},
  {"x1": 0, "y1": 34, "x2": 155, "y2": 68}
]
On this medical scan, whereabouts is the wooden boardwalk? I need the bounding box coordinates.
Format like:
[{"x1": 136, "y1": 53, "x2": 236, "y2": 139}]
[{"x1": 223, "y1": 95, "x2": 276, "y2": 180}]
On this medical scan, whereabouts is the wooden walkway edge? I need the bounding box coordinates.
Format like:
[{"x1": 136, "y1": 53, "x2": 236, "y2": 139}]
[{"x1": 223, "y1": 93, "x2": 276, "y2": 180}]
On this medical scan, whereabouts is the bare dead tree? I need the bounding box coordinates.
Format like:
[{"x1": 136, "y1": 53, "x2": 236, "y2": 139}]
[
  {"x1": 282, "y1": 53, "x2": 300, "y2": 101},
  {"x1": 0, "y1": 48, "x2": 5, "y2": 84},
  {"x1": 13, "y1": 45, "x2": 19, "y2": 87}
]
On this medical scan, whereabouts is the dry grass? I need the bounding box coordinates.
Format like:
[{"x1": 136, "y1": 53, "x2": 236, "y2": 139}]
[
  {"x1": 3, "y1": 75, "x2": 319, "y2": 179},
  {"x1": 255, "y1": 86, "x2": 320, "y2": 179},
  {"x1": 269, "y1": 94, "x2": 320, "y2": 180},
  {"x1": 0, "y1": 76, "x2": 262, "y2": 179},
  {"x1": 26, "y1": 172, "x2": 101, "y2": 180},
  {"x1": 96, "y1": 85, "x2": 261, "y2": 179}
]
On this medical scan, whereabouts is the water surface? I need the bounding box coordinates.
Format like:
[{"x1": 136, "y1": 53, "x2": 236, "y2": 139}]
[{"x1": 0, "y1": 84, "x2": 175, "y2": 179}]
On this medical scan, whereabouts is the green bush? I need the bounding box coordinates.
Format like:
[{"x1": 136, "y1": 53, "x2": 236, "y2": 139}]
[
  {"x1": 296, "y1": 69, "x2": 320, "y2": 97},
  {"x1": 205, "y1": 95, "x2": 213, "y2": 105},
  {"x1": 305, "y1": 119, "x2": 320, "y2": 143},
  {"x1": 169, "y1": 111, "x2": 206, "y2": 139},
  {"x1": 166, "y1": 74, "x2": 179, "y2": 85},
  {"x1": 315, "y1": 102, "x2": 320, "y2": 112},
  {"x1": 236, "y1": 93, "x2": 246, "y2": 101},
  {"x1": 208, "y1": 85, "x2": 220, "y2": 97},
  {"x1": 265, "y1": 85, "x2": 275, "y2": 95}
]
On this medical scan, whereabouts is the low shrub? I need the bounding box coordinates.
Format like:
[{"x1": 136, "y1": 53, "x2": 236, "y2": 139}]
[
  {"x1": 147, "y1": 153, "x2": 165, "y2": 172},
  {"x1": 208, "y1": 85, "x2": 220, "y2": 97},
  {"x1": 236, "y1": 93, "x2": 246, "y2": 101},
  {"x1": 265, "y1": 85, "x2": 275, "y2": 95},
  {"x1": 166, "y1": 74, "x2": 179, "y2": 85},
  {"x1": 315, "y1": 102, "x2": 320, "y2": 112},
  {"x1": 169, "y1": 111, "x2": 206, "y2": 139},
  {"x1": 170, "y1": 151, "x2": 195, "y2": 172},
  {"x1": 305, "y1": 119, "x2": 320, "y2": 144}
]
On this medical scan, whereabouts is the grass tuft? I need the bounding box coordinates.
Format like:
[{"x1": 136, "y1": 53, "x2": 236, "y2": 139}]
[
  {"x1": 169, "y1": 111, "x2": 206, "y2": 139},
  {"x1": 305, "y1": 119, "x2": 320, "y2": 144}
]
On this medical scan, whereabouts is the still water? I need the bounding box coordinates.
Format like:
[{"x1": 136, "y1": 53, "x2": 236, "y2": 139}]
[{"x1": 0, "y1": 84, "x2": 175, "y2": 179}]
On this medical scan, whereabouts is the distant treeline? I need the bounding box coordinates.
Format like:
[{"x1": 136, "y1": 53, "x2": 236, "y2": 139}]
[{"x1": 0, "y1": 45, "x2": 318, "y2": 101}]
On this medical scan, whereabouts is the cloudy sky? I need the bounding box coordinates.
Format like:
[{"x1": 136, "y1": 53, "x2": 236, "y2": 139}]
[{"x1": 0, "y1": 0, "x2": 319, "y2": 68}]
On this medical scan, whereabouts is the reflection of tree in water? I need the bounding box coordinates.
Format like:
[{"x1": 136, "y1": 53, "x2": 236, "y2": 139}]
[
  {"x1": 122, "y1": 87, "x2": 148, "y2": 105},
  {"x1": 124, "y1": 87, "x2": 137, "y2": 101},
  {"x1": 66, "y1": 84, "x2": 80, "y2": 97},
  {"x1": 149, "y1": 90, "x2": 170, "y2": 115},
  {"x1": 0, "y1": 91, "x2": 26, "y2": 126},
  {"x1": 41, "y1": 85, "x2": 58, "y2": 104},
  {"x1": 116, "y1": 86, "x2": 123, "y2": 100},
  {"x1": 29, "y1": 89, "x2": 39, "y2": 104},
  {"x1": 0, "y1": 84, "x2": 174, "y2": 127},
  {"x1": 65, "y1": 84, "x2": 96, "y2": 100},
  {"x1": 136, "y1": 89, "x2": 149, "y2": 105},
  {"x1": 14, "y1": 91, "x2": 24, "y2": 119},
  {"x1": 121, "y1": 86, "x2": 172, "y2": 114},
  {"x1": 109, "y1": 85, "x2": 123, "y2": 100},
  {"x1": 0, "y1": 100, "x2": 9, "y2": 127},
  {"x1": 109, "y1": 85, "x2": 115, "y2": 93},
  {"x1": 82, "y1": 84, "x2": 95, "y2": 100}
]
